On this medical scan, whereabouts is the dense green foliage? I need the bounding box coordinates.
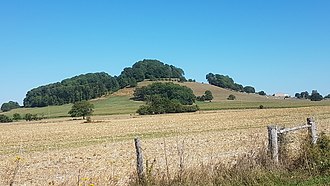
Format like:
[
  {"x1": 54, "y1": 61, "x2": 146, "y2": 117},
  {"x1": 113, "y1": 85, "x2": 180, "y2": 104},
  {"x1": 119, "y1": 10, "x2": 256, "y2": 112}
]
[
  {"x1": 310, "y1": 91, "x2": 323, "y2": 101},
  {"x1": 197, "y1": 90, "x2": 213, "y2": 101},
  {"x1": 118, "y1": 59, "x2": 186, "y2": 88},
  {"x1": 24, "y1": 113, "x2": 44, "y2": 121},
  {"x1": 295, "y1": 90, "x2": 323, "y2": 101},
  {"x1": 206, "y1": 73, "x2": 256, "y2": 94},
  {"x1": 134, "y1": 82, "x2": 198, "y2": 115},
  {"x1": 227, "y1": 94, "x2": 236, "y2": 100},
  {"x1": 295, "y1": 91, "x2": 310, "y2": 99},
  {"x1": 13, "y1": 113, "x2": 22, "y2": 121},
  {"x1": 134, "y1": 82, "x2": 196, "y2": 105},
  {"x1": 0, "y1": 114, "x2": 13, "y2": 123},
  {"x1": 325, "y1": 94, "x2": 330, "y2": 99},
  {"x1": 243, "y1": 86, "x2": 256, "y2": 93},
  {"x1": 1, "y1": 101, "x2": 20, "y2": 112},
  {"x1": 206, "y1": 73, "x2": 243, "y2": 91},
  {"x1": 137, "y1": 95, "x2": 199, "y2": 115},
  {"x1": 68, "y1": 101, "x2": 94, "y2": 119},
  {"x1": 24, "y1": 72, "x2": 119, "y2": 107},
  {"x1": 258, "y1": 91, "x2": 266, "y2": 96}
]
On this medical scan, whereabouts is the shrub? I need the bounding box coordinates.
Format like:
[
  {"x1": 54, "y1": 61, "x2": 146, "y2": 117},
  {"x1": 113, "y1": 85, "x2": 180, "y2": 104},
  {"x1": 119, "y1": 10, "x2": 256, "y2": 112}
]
[
  {"x1": 24, "y1": 113, "x2": 43, "y2": 121},
  {"x1": 24, "y1": 113, "x2": 33, "y2": 121},
  {"x1": 259, "y1": 105, "x2": 264, "y2": 109},
  {"x1": 13, "y1": 113, "x2": 22, "y2": 121},
  {"x1": 0, "y1": 114, "x2": 13, "y2": 123},
  {"x1": 294, "y1": 132, "x2": 330, "y2": 175},
  {"x1": 133, "y1": 82, "x2": 196, "y2": 105},
  {"x1": 129, "y1": 133, "x2": 330, "y2": 186},
  {"x1": 258, "y1": 91, "x2": 266, "y2": 96},
  {"x1": 227, "y1": 94, "x2": 236, "y2": 100},
  {"x1": 137, "y1": 96, "x2": 199, "y2": 115},
  {"x1": 196, "y1": 96, "x2": 205, "y2": 101}
]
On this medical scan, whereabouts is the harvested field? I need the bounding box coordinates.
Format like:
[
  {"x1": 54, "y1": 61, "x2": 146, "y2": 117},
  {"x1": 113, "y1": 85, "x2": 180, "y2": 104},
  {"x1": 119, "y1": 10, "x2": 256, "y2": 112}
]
[{"x1": 0, "y1": 106, "x2": 329, "y2": 185}]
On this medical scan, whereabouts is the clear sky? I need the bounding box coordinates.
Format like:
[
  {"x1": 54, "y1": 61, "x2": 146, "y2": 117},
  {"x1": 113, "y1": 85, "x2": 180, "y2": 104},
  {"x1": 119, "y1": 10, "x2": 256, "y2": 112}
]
[{"x1": 1, "y1": 0, "x2": 329, "y2": 105}]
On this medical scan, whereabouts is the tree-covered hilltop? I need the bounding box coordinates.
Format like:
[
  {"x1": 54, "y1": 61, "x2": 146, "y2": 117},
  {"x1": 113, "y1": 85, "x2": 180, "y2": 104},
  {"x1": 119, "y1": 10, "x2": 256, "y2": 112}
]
[
  {"x1": 22, "y1": 59, "x2": 187, "y2": 108},
  {"x1": 117, "y1": 59, "x2": 186, "y2": 88},
  {"x1": 206, "y1": 73, "x2": 255, "y2": 93},
  {"x1": 23, "y1": 72, "x2": 119, "y2": 107}
]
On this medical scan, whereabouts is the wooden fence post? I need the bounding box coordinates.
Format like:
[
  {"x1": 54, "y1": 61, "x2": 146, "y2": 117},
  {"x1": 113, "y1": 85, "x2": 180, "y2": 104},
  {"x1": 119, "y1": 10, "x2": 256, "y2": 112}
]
[
  {"x1": 134, "y1": 137, "x2": 144, "y2": 180},
  {"x1": 267, "y1": 125, "x2": 279, "y2": 163},
  {"x1": 307, "y1": 118, "x2": 317, "y2": 144}
]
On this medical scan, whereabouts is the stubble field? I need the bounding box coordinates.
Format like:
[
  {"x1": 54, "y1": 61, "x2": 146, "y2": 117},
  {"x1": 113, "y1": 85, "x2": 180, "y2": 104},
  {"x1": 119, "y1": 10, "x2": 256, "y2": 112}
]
[{"x1": 1, "y1": 106, "x2": 329, "y2": 185}]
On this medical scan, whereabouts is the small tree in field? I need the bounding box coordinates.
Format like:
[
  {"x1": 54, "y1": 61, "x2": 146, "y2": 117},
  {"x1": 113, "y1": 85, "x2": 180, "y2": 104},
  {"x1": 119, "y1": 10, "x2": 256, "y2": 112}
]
[
  {"x1": 227, "y1": 94, "x2": 236, "y2": 100},
  {"x1": 68, "y1": 101, "x2": 94, "y2": 119},
  {"x1": 204, "y1": 90, "x2": 214, "y2": 101}
]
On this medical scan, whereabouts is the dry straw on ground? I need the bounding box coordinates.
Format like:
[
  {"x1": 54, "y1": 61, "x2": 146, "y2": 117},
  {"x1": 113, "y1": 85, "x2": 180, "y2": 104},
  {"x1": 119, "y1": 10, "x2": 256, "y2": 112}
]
[{"x1": 0, "y1": 106, "x2": 329, "y2": 185}]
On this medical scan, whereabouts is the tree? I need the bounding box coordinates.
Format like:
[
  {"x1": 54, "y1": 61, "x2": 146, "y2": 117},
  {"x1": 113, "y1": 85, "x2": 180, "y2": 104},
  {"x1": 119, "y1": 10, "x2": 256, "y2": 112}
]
[
  {"x1": 1, "y1": 101, "x2": 20, "y2": 112},
  {"x1": 133, "y1": 82, "x2": 196, "y2": 105},
  {"x1": 295, "y1": 93, "x2": 302, "y2": 99},
  {"x1": 258, "y1": 91, "x2": 266, "y2": 96},
  {"x1": 25, "y1": 113, "x2": 33, "y2": 121},
  {"x1": 13, "y1": 113, "x2": 22, "y2": 121},
  {"x1": 204, "y1": 90, "x2": 214, "y2": 101},
  {"x1": 0, "y1": 114, "x2": 12, "y2": 123},
  {"x1": 197, "y1": 90, "x2": 213, "y2": 101},
  {"x1": 325, "y1": 94, "x2": 330, "y2": 99},
  {"x1": 196, "y1": 95, "x2": 206, "y2": 101},
  {"x1": 300, "y1": 91, "x2": 310, "y2": 99},
  {"x1": 227, "y1": 94, "x2": 236, "y2": 100},
  {"x1": 68, "y1": 101, "x2": 94, "y2": 119},
  {"x1": 243, "y1": 86, "x2": 255, "y2": 93},
  {"x1": 134, "y1": 82, "x2": 198, "y2": 115},
  {"x1": 310, "y1": 90, "x2": 323, "y2": 101},
  {"x1": 24, "y1": 72, "x2": 119, "y2": 107}
]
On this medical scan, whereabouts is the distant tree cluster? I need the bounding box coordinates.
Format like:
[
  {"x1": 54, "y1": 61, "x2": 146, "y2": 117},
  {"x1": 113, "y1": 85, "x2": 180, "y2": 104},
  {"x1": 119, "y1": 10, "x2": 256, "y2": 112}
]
[
  {"x1": 1, "y1": 101, "x2": 20, "y2": 112},
  {"x1": 0, "y1": 113, "x2": 24, "y2": 123},
  {"x1": 206, "y1": 73, "x2": 255, "y2": 93},
  {"x1": 24, "y1": 113, "x2": 44, "y2": 121},
  {"x1": 134, "y1": 82, "x2": 199, "y2": 115},
  {"x1": 295, "y1": 90, "x2": 324, "y2": 101},
  {"x1": 23, "y1": 72, "x2": 119, "y2": 107},
  {"x1": 325, "y1": 94, "x2": 330, "y2": 99},
  {"x1": 257, "y1": 91, "x2": 266, "y2": 96},
  {"x1": 0, "y1": 114, "x2": 13, "y2": 123},
  {"x1": 196, "y1": 90, "x2": 213, "y2": 101},
  {"x1": 117, "y1": 59, "x2": 186, "y2": 88}
]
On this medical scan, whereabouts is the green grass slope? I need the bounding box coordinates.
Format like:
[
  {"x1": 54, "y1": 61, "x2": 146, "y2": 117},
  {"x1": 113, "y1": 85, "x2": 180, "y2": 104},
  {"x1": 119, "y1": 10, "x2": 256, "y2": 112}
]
[{"x1": 3, "y1": 81, "x2": 330, "y2": 118}]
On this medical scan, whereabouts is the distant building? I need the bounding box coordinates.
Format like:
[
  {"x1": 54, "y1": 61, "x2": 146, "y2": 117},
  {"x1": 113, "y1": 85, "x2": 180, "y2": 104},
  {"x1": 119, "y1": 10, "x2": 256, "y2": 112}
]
[{"x1": 274, "y1": 93, "x2": 290, "y2": 97}]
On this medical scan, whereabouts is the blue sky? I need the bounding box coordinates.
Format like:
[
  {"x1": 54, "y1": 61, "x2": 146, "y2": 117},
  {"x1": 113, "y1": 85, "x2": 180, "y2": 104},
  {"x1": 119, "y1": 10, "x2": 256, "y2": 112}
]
[{"x1": 0, "y1": 0, "x2": 329, "y2": 105}]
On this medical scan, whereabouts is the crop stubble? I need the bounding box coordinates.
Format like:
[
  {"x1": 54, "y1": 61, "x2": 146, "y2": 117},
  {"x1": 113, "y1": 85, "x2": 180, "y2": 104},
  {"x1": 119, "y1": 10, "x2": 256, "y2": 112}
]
[{"x1": 0, "y1": 106, "x2": 329, "y2": 185}]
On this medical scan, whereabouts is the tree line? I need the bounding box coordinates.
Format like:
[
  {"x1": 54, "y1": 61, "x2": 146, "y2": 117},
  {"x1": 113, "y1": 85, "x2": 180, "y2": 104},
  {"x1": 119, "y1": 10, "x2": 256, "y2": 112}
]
[
  {"x1": 22, "y1": 59, "x2": 186, "y2": 108},
  {"x1": 23, "y1": 72, "x2": 119, "y2": 107},
  {"x1": 206, "y1": 73, "x2": 256, "y2": 93},
  {"x1": 295, "y1": 90, "x2": 326, "y2": 101}
]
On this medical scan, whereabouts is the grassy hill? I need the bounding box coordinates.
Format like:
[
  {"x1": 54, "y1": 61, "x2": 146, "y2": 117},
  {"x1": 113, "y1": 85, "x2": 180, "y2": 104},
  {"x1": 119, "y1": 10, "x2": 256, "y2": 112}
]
[{"x1": 4, "y1": 81, "x2": 330, "y2": 118}]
